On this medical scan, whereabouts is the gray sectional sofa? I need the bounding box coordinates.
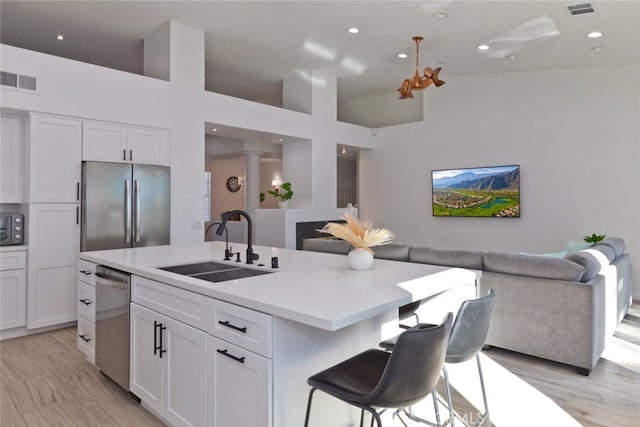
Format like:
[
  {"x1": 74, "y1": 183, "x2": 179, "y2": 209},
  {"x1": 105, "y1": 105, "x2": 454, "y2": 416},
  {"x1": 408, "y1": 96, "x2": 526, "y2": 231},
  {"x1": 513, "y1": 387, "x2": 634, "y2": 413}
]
[{"x1": 302, "y1": 237, "x2": 633, "y2": 375}]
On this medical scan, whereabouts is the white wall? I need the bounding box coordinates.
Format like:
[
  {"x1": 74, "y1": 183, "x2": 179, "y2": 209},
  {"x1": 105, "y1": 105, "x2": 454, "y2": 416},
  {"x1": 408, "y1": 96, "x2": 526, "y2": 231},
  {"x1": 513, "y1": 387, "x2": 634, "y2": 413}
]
[
  {"x1": 359, "y1": 65, "x2": 640, "y2": 299},
  {"x1": 338, "y1": 90, "x2": 423, "y2": 128}
]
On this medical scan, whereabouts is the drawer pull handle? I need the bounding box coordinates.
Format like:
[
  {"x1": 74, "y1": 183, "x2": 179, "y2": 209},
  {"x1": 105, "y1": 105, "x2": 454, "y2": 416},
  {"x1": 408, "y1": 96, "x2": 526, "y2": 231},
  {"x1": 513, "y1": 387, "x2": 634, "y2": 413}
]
[
  {"x1": 217, "y1": 349, "x2": 245, "y2": 364},
  {"x1": 79, "y1": 270, "x2": 93, "y2": 276},
  {"x1": 218, "y1": 320, "x2": 247, "y2": 333},
  {"x1": 79, "y1": 298, "x2": 92, "y2": 305},
  {"x1": 79, "y1": 334, "x2": 91, "y2": 342}
]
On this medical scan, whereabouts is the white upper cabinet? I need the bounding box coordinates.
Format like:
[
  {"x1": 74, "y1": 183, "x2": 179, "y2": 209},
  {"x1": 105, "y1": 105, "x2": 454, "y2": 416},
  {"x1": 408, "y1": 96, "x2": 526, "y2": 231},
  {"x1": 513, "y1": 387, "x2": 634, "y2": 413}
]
[
  {"x1": 83, "y1": 120, "x2": 170, "y2": 166},
  {"x1": 82, "y1": 120, "x2": 128, "y2": 163},
  {"x1": 127, "y1": 126, "x2": 170, "y2": 166},
  {"x1": 29, "y1": 113, "x2": 82, "y2": 203},
  {"x1": 0, "y1": 114, "x2": 24, "y2": 203}
]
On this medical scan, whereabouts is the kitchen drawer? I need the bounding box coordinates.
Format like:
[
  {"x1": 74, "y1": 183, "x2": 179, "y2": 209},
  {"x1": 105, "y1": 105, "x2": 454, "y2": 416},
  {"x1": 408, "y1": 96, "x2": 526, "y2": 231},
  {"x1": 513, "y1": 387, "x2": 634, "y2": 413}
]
[
  {"x1": 77, "y1": 281, "x2": 95, "y2": 322},
  {"x1": 0, "y1": 250, "x2": 26, "y2": 271},
  {"x1": 207, "y1": 299, "x2": 272, "y2": 357},
  {"x1": 77, "y1": 260, "x2": 96, "y2": 286},
  {"x1": 131, "y1": 275, "x2": 208, "y2": 330},
  {"x1": 77, "y1": 316, "x2": 95, "y2": 364}
]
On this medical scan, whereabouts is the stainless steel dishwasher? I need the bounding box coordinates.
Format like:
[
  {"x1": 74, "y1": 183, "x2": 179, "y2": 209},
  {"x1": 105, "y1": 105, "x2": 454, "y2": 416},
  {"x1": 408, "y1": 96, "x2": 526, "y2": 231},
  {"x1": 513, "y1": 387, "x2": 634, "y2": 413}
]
[{"x1": 94, "y1": 265, "x2": 131, "y2": 391}]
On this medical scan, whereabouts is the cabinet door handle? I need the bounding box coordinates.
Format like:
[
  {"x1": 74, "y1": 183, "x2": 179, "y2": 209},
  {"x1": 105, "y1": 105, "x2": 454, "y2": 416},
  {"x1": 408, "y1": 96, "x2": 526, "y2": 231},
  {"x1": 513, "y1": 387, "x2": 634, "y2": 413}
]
[
  {"x1": 76, "y1": 206, "x2": 80, "y2": 225},
  {"x1": 154, "y1": 321, "x2": 167, "y2": 358},
  {"x1": 76, "y1": 182, "x2": 80, "y2": 201},
  {"x1": 78, "y1": 298, "x2": 92, "y2": 305},
  {"x1": 216, "y1": 349, "x2": 245, "y2": 364},
  {"x1": 218, "y1": 320, "x2": 247, "y2": 333},
  {"x1": 153, "y1": 320, "x2": 161, "y2": 356},
  {"x1": 79, "y1": 334, "x2": 91, "y2": 342},
  {"x1": 129, "y1": 149, "x2": 133, "y2": 161},
  {"x1": 123, "y1": 149, "x2": 127, "y2": 161}
]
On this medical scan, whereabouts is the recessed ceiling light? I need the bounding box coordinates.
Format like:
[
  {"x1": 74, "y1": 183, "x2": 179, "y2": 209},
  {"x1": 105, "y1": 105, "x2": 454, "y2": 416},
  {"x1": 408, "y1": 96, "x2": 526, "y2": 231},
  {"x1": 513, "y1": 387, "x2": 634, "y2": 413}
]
[
  {"x1": 212, "y1": 128, "x2": 217, "y2": 132},
  {"x1": 591, "y1": 46, "x2": 603, "y2": 52},
  {"x1": 433, "y1": 12, "x2": 449, "y2": 19},
  {"x1": 477, "y1": 44, "x2": 490, "y2": 51},
  {"x1": 587, "y1": 31, "x2": 603, "y2": 38},
  {"x1": 347, "y1": 27, "x2": 360, "y2": 34},
  {"x1": 56, "y1": 34, "x2": 64, "y2": 41},
  {"x1": 278, "y1": 138, "x2": 283, "y2": 142},
  {"x1": 397, "y1": 53, "x2": 408, "y2": 59}
]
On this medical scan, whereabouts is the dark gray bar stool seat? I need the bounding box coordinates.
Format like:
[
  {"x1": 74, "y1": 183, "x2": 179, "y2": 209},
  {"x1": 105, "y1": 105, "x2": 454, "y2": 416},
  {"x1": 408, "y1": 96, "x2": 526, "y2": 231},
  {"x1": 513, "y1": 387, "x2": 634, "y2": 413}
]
[{"x1": 304, "y1": 313, "x2": 454, "y2": 427}]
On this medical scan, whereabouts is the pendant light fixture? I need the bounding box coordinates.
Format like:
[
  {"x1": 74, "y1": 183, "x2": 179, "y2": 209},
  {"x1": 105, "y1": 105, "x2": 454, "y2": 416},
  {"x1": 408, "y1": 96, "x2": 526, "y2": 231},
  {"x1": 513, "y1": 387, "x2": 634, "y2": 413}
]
[{"x1": 397, "y1": 36, "x2": 445, "y2": 99}]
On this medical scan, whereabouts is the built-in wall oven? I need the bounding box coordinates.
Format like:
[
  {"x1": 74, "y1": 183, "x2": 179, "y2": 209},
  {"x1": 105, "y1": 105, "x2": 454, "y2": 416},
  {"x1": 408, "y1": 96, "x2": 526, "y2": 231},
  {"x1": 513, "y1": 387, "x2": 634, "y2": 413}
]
[
  {"x1": 0, "y1": 213, "x2": 24, "y2": 246},
  {"x1": 94, "y1": 265, "x2": 131, "y2": 391}
]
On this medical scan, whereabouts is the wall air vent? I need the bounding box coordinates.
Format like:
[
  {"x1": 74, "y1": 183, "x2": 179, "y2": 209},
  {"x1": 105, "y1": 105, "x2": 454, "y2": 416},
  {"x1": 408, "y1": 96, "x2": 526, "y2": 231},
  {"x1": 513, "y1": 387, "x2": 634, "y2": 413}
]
[
  {"x1": 0, "y1": 70, "x2": 39, "y2": 93},
  {"x1": 566, "y1": 3, "x2": 597, "y2": 17}
]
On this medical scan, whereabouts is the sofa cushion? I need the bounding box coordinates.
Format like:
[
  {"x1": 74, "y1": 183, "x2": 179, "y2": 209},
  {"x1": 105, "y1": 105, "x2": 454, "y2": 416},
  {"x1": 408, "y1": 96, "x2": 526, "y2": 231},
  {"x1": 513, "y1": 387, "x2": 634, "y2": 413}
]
[
  {"x1": 599, "y1": 237, "x2": 625, "y2": 258},
  {"x1": 483, "y1": 251, "x2": 586, "y2": 282},
  {"x1": 564, "y1": 252, "x2": 601, "y2": 282},
  {"x1": 302, "y1": 238, "x2": 351, "y2": 255},
  {"x1": 372, "y1": 244, "x2": 410, "y2": 261},
  {"x1": 589, "y1": 244, "x2": 616, "y2": 263},
  {"x1": 409, "y1": 247, "x2": 484, "y2": 270}
]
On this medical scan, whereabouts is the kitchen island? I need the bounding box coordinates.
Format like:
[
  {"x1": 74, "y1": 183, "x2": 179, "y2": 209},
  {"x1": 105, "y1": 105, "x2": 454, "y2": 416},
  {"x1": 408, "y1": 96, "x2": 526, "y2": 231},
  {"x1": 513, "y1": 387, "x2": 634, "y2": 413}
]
[{"x1": 79, "y1": 241, "x2": 477, "y2": 427}]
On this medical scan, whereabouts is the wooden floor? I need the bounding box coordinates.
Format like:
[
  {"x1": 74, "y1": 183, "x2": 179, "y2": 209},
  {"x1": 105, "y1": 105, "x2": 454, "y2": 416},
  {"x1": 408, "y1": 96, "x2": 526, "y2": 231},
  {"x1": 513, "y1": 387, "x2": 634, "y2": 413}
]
[{"x1": 1, "y1": 305, "x2": 639, "y2": 427}]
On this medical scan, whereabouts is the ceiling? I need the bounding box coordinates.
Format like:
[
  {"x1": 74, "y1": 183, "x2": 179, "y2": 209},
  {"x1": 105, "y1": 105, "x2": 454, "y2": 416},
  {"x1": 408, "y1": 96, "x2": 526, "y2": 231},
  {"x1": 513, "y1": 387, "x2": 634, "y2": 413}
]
[{"x1": 2, "y1": 1, "x2": 639, "y2": 109}]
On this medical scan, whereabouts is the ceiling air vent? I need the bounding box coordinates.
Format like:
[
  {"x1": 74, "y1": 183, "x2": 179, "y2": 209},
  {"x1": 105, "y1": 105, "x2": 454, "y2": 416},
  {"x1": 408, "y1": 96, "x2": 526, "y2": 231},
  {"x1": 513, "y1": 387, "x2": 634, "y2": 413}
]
[
  {"x1": 566, "y1": 3, "x2": 597, "y2": 17},
  {"x1": 0, "y1": 70, "x2": 39, "y2": 93}
]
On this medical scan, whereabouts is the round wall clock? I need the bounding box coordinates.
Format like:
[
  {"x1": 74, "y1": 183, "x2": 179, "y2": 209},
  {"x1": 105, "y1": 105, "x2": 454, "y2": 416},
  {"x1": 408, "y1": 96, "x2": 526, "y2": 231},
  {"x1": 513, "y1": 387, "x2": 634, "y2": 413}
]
[{"x1": 226, "y1": 176, "x2": 241, "y2": 192}]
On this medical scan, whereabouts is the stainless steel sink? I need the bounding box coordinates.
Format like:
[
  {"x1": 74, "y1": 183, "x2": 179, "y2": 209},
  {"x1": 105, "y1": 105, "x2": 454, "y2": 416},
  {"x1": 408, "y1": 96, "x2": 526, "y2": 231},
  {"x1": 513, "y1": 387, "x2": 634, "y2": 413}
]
[{"x1": 159, "y1": 261, "x2": 273, "y2": 283}]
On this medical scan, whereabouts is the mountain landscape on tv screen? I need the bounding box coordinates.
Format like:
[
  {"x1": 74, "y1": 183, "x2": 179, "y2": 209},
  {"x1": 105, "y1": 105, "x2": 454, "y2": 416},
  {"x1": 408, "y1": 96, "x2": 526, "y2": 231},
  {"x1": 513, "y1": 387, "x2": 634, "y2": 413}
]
[{"x1": 432, "y1": 166, "x2": 520, "y2": 217}]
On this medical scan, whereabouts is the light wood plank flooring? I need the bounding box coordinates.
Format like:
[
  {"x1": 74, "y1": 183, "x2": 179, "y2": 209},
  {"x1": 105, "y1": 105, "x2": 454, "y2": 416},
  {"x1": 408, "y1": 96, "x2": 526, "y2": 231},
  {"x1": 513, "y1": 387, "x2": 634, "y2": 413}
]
[{"x1": 1, "y1": 306, "x2": 638, "y2": 426}]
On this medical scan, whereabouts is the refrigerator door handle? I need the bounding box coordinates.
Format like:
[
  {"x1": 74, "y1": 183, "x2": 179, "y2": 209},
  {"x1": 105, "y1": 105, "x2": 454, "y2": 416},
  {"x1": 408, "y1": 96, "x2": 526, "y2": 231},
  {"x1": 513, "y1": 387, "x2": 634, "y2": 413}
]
[
  {"x1": 125, "y1": 179, "x2": 132, "y2": 243},
  {"x1": 134, "y1": 179, "x2": 141, "y2": 243}
]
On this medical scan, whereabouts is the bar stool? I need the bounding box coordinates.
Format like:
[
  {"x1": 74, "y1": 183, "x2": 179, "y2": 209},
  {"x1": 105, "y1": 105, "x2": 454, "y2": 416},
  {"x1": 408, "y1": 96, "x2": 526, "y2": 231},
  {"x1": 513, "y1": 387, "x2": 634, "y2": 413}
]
[
  {"x1": 380, "y1": 289, "x2": 496, "y2": 427},
  {"x1": 304, "y1": 313, "x2": 454, "y2": 427}
]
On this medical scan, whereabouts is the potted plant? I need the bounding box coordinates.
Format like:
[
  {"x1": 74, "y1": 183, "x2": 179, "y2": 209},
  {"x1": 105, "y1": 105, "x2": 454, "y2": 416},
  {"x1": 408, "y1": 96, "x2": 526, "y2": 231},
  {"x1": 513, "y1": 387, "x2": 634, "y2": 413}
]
[
  {"x1": 267, "y1": 182, "x2": 293, "y2": 208},
  {"x1": 584, "y1": 233, "x2": 606, "y2": 243},
  {"x1": 319, "y1": 212, "x2": 394, "y2": 270}
]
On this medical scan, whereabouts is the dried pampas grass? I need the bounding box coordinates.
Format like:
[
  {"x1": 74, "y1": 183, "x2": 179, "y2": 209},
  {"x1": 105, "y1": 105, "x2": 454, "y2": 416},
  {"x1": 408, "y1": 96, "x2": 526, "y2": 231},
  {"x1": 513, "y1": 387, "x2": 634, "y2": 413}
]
[{"x1": 319, "y1": 212, "x2": 394, "y2": 254}]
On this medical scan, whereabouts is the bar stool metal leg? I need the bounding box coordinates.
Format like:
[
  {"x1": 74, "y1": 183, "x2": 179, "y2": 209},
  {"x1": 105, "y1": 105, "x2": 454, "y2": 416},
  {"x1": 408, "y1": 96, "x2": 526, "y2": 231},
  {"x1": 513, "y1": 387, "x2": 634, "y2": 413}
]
[
  {"x1": 475, "y1": 354, "x2": 490, "y2": 427},
  {"x1": 441, "y1": 366, "x2": 456, "y2": 427}
]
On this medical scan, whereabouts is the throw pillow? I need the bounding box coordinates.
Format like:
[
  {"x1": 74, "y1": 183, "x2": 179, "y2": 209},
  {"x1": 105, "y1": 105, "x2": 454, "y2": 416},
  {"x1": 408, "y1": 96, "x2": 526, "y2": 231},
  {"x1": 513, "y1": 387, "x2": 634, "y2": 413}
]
[
  {"x1": 566, "y1": 240, "x2": 592, "y2": 254},
  {"x1": 520, "y1": 251, "x2": 567, "y2": 259}
]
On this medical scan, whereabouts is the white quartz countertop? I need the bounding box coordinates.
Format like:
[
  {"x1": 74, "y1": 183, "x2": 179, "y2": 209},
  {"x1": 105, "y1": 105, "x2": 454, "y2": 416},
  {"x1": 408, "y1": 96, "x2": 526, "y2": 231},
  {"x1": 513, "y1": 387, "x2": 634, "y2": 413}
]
[{"x1": 79, "y1": 242, "x2": 475, "y2": 331}]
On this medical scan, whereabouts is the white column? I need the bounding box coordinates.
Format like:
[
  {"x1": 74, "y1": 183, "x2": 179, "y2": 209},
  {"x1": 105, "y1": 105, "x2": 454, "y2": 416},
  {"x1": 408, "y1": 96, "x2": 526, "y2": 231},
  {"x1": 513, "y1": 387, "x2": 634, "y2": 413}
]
[{"x1": 245, "y1": 151, "x2": 262, "y2": 240}]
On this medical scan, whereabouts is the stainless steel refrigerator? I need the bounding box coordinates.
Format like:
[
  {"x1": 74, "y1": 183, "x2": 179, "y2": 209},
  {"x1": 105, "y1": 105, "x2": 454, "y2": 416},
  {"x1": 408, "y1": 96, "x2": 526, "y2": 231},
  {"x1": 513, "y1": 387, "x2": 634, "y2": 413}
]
[{"x1": 81, "y1": 161, "x2": 170, "y2": 251}]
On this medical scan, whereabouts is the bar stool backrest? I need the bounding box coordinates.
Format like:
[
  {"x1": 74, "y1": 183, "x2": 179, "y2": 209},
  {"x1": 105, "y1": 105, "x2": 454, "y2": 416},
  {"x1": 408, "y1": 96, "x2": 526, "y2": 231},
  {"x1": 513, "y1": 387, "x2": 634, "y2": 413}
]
[
  {"x1": 446, "y1": 289, "x2": 496, "y2": 364},
  {"x1": 364, "y1": 312, "x2": 453, "y2": 408}
]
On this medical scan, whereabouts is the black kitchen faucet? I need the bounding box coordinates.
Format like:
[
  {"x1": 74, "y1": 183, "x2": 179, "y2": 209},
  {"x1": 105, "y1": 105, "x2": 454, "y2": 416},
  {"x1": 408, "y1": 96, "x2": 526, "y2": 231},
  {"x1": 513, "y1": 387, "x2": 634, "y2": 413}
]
[{"x1": 216, "y1": 210, "x2": 259, "y2": 264}]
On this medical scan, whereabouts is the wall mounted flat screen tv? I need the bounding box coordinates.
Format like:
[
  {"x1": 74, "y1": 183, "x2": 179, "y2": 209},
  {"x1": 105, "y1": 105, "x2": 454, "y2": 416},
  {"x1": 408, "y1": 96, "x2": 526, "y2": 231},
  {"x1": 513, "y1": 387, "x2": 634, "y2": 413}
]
[{"x1": 432, "y1": 165, "x2": 520, "y2": 217}]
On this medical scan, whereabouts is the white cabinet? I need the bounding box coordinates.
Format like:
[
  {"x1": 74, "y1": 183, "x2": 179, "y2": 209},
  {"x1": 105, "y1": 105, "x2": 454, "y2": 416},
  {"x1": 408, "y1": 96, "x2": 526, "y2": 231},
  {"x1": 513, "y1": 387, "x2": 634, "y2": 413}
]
[
  {"x1": 76, "y1": 260, "x2": 96, "y2": 363},
  {"x1": 0, "y1": 249, "x2": 27, "y2": 330},
  {"x1": 27, "y1": 203, "x2": 79, "y2": 329},
  {"x1": 207, "y1": 336, "x2": 271, "y2": 427},
  {"x1": 127, "y1": 126, "x2": 170, "y2": 166},
  {"x1": 29, "y1": 113, "x2": 82, "y2": 203},
  {"x1": 130, "y1": 302, "x2": 207, "y2": 427},
  {"x1": 83, "y1": 120, "x2": 170, "y2": 166},
  {"x1": 206, "y1": 299, "x2": 272, "y2": 427},
  {"x1": 82, "y1": 120, "x2": 128, "y2": 163},
  {"x1": 0, "y1": 114, "x2": 24, "y2": 203}
]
